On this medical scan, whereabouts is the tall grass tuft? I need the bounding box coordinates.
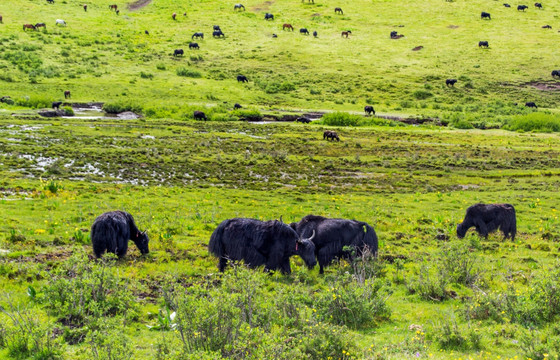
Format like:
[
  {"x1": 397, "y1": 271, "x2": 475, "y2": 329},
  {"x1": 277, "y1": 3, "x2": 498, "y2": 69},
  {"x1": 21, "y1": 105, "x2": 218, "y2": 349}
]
[{"x1": 505, "y1": 113, "x2": 560, "y2": 132}]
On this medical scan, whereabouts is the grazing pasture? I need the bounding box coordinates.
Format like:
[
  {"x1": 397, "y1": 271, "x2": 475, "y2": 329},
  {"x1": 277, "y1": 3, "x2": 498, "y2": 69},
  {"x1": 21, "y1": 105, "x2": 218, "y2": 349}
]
[{"x1": 1, "y1": 117, "x2": 560, "y2": 358}]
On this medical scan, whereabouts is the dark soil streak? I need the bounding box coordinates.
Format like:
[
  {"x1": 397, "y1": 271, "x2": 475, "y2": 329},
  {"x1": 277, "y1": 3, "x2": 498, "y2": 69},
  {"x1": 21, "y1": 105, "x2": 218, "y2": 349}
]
[{"x1": 127, "y1": 0, "x2": 152, "y2": 11}]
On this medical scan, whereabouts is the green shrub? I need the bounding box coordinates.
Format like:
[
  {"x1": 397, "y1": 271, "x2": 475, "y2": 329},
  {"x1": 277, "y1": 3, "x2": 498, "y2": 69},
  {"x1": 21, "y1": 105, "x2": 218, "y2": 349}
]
[
  {"x1": 15, "y1": 95, "x2": 52, "y2": 109},
  {"x1": 298, "y1": 322, "x2": 359, "y2": 359},
  {"x1": 406, "y1": 261, "x2": 450, "y2": 301},
  {"x1": 176, "y1": 67, "x2": 202, "y2": 78},
  {"x1": 431, "y1": 319, "x2": 481, "y2": 351},
  {"x1": 102, "y1": 101, "x2": 143, "y2": 114},
  {"x1": 439, "y1": 241, "x2": 483, "y2": 287},
  {"x1": 86, "y1": 318, "x2": 134, "y2": 360},
  {"x1": 505, "y1": 113, "x2": 560, "y2": 132},
  {"x1": 413, "y1": 90, "x2": 433, "y2": 100},
  {"x1": 140, "y1": 71, "x2": 154, "y2": 79},
  {"x1": 62, "y1": 106, "x2": 74, "y2": 116},
  {"x1": 232, "y1": 109, "x2": 262, "y2": 121},
  {"x1": 320, "y1": 112, "x2": 360, "y2": 127},
  {"x1": 451, "y1": 119, "x2": 474, "y2": 129}
]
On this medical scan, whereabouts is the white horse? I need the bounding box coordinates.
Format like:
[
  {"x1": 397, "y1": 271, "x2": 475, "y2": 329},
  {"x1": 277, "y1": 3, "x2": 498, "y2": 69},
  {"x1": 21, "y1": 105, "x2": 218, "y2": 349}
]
[{"x1": 55, "y1": 19, "x2": 66, "y2": 26}]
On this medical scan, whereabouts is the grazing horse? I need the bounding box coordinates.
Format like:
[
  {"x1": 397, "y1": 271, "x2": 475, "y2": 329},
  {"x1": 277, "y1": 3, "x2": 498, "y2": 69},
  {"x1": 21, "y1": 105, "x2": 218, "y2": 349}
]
[
  {"x1": 189, "y1": 42, "x2": 199, "y2": 49},
  {"x1": 172, "y1": 13, "x2": 176, "y2": 20},
  {"x1": 109, "y1": 4, "x2": 118, "y2": 11},
  {"x1": 35, "y1": 23, "x2": 47, "y2": 30},
  {"x1": 481, "y1": 12, "x2": 491, "y2": 19},
  {"x1": 334, "y1": 7, "x2": 343, "y2": 14},
  {"x1": 283, "y1": 23, "x2": 294, "y2": 31},
  {"x1": 83, "y1": 4, "x2": 87, "y2": 11},
  {"x1": 64, "y1": 90, "x2": 71, "y2": 99},
  {"x1": 478, "y1": 40, "x2": 489, "y2": 48},
  {"x1": 237, "y1": 75, "x2": 249, "y2": 83},
  {"x1": 265, "y1": 13, "x2": 274, "y2": 20},
  {"x1": 55, "y1": 19, "x2": 67, "y2": 26},
  {"x1": 300, "y1": 28, "x2": 309, "y2": 35},
  {"x1": 364, "y1": 105, "x2": 375, "y2": 115},
  {"x1": 341, "y1": 30, "x2": 351, "y2": 38},
  {"x1": 52, "y1": 101, "x2": 62, "y2": 109},
  {"x1": 192, "y1": 32, "x2": 204, "y2": 39},
  {"x1": 23, "y1": 24, "x2": 37, "y2": 31},
  {"x1": 234, "y1": 4, "x2": 245, "y2": 11},
  {"x1": 173, "y1": 49, "x2": 184, "y2": 56}
]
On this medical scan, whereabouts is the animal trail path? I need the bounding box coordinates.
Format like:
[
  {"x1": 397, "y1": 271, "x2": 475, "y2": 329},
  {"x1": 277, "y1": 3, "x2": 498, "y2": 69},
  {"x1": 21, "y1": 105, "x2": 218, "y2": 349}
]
[{"x1": 127, "y1": 0, "x2": 152, "y2": 11}]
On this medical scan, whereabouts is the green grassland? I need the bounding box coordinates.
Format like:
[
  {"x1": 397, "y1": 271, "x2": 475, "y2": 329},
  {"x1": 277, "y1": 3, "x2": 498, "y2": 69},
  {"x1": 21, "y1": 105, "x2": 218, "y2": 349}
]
[
  {"x1": 2, "y1": 117, "x2": 560, "y2": 359},
  {"x1": 0, "y1": 0, "x2": 560, "y2": 121}
]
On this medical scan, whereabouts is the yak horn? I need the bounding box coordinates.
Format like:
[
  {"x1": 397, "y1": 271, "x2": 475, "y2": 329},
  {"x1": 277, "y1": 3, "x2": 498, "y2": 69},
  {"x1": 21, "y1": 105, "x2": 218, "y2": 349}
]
[
  {"x1": 303, "y1": 229, "x2": 315, "y2": 242},
  {"x1": 279, "y1": 215, "x2": 283, "y2": 223}
]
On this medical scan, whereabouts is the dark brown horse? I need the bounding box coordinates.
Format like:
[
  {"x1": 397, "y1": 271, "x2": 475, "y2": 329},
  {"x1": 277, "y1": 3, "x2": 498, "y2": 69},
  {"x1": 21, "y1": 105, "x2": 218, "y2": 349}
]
[
  {"x1": 83, "y1": 4, "x2": 87, "y2": 11},
  {"x1": 283, "y1": 23, "x2": 294, "y2": 31},
  {"x1": 335, "y1": 7, "x2": 343, "y2": 14},
  {"x1": 109, "y1": 4, "x2": 118, "y2": 11},
  {"x1": 64, "y1": 90, "x2": 71, "y2": 99},
  {"x1": 35, "y1": 23, "x2": 46, "y2": 30},
  {"x1": 172, "y1": 12, "x2": 177, "y2": 20},
  {"x1": 341, "y1": 30, "x2": 351, "y2": 38},
  {"x1": 23, "y1": 24, "x2": 36, "y2": 31}
]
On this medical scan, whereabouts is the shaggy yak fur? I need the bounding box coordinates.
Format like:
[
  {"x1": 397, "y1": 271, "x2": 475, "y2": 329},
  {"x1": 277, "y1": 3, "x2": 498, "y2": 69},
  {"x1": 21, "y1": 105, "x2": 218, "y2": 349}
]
[
  {"x1": 290, "y1": 215, "x2": 378, "y2": 274},
  {"x1": 457, "y1": 203, "x2": 516, "y2": 241},
  {"x1": 208, "y1": 218, "x2": 317, "y2": 274},
  {"x1": 91, "y1": 211, "x2": 149, "y2": 258}
]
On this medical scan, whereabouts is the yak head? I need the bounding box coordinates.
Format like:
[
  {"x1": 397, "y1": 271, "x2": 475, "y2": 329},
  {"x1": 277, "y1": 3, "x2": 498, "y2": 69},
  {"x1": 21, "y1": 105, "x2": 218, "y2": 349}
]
[
  {"x1": 295, "y1": 230, "x2": 317, "y2": 269},
  {"x1": 134, "y1": 230, "x2": 150, "y2": 255},
  {"x1": 456, "y1": 223, "x2": 467, "y2": 239}
]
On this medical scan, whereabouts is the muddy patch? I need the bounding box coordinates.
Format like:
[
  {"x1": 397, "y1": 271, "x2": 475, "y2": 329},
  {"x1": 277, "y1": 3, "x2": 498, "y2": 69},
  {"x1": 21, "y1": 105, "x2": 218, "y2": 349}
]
[
  {"x1": 412, "y1": 46, "x2": 424, "y2": 51},
  {"x1": 527, "y1": 82, "x2": 560, "y2": 91},
  {"x1": 448, "y1": 25, "x2": 459, "y2": 29},
  {"x1": 127, "y1": 0, "x2": 152, "y2": 11},
  {"x1": 251, "y1": 0, "x2": 274, "y2": 11},
  {"x1": 377, "y1": 114, "x2": 444, "y2": 126}
]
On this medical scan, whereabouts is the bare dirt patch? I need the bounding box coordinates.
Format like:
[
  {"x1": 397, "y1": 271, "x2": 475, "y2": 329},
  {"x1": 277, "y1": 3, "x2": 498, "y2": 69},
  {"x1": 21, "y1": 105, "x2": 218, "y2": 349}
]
[
  {"x1": 128, "y1": 0, "x2": 152, "y2": 11},
  {"x1": 412, "y1": 46, "x2": 424, "y2": 51},
  {"x1": 251, "y1": 1, "x2": 274, "y2": 12},
  {"x1": 448, "y1": 25, "x2": 459, "y2": 29},
  {"x1": 527, "y1": 82, "x2": 560, "y2": 91}
]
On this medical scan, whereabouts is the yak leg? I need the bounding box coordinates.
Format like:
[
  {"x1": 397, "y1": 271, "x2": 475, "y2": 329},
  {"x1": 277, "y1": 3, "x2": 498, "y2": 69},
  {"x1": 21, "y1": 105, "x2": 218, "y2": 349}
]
[
  {"x1": 473, "y1": 218, "x2": 489, "y2": 238},
  {"x1": 219, "y1": 257, "x2": 228, "y2": 272},
  {"x1": 279, "y1": 258, "x2": 292, "y2": 275}
]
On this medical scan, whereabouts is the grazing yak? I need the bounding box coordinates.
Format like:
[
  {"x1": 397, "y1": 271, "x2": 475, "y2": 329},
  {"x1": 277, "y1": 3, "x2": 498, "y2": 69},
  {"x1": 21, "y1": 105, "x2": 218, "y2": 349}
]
[
  {"x1": 290, "y1": 215, "x2": 378, "y2": 274},
  {"x1": 323, "y1": 130, "x2": 340, "y2": 141},
  {"x1": 192, "y1": 32, "x2": 204, "y2": 39},
  {"x1": 91, "y1": 210, "x2": 149, "y2": 258},
  {"x1": 189, "y1": 42, "x2": 199, "y2": 49},
  {"x1": 334, "y1": 7, "x2": 343, "y2": 14},
  {"x1": 234, "y1": 103, "x2": 242, "y2": 110},
  {"x1": 296, "y1": 117, "x2": 311, "y2": 123},
  {"x1": 535, "y1": 2, "x2": 542, "y2": 8},
  {"x1": 525, "y1": 102, "x2": 537, "y2": 108},
  {"x1": 300, "y1": 28, "x2": 310, "y2": 35},
  {"x1": 313, "y1": 31, "x2": 318, "y2": 37},
  {"x1": 542, "y1": 25, "x2": 552, "y2": 29},
  {"x1": 234, "y1": 3, "x2": 245, "y2": 11},
  {"x1": 173, "y1": 49, "x2": 184, "y2": 56},
  {"x1": 209, "y1": 218, "x2": 317, "y2": 274},
  {"x1": 552, "y1": 70, "x2": 560, "y2": 78},
  {"x1": 52, "y1": 101, "x2": 62, "y2": 109},
  {"x1": 478, "y1": 41, "x2": 489, "y2": 48},
  {"x1": 193, "y1": 110, "x2": 207, "y2": 120},
  {"x1": 64, "y1": 90, "x2": 71, "y2": 99},
  {"x1": 503, "y1": 3, "x2": 511, "y2": 7},
  {"x1": 481, "y1": 12, "x2": 491, "y2": 19},
  {"x1": 517, "y1": 4, "x2": 528, "y2": 11},
  {"x1": 237, "y1": 75, "x2": 249, "y2": 83},
  {"x1": 364, "y1": 105, "x2": 375, "y2": 115},
  {"x1": 446, "y1": 79, "x2": 458, "y2": 87},
  {"x1": 212, "y1": 30, "x2": 225, "y2": 38},
  {"x1": 265, "y1": 13, "x2": 274, "y2": 20},
  {"x1": 457, "y1": 203, "x2": 516, "y2": 241}
]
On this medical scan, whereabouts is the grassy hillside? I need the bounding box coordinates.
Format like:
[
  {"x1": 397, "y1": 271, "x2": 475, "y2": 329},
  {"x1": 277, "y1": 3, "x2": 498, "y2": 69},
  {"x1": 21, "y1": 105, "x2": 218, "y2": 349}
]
[{"x1": 0, "y1": 0, "x2": 559, "y2": 120}]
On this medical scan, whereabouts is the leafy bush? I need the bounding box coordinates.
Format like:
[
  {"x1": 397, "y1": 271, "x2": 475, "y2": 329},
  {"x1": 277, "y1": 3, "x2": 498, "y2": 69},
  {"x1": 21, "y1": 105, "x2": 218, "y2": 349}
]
[
  {"x1": 232, "y1": 109, "x2": 262, "y2": 121},
  {"x1": 505, "y1": 113, "x2": 560, "y2": 132},
  {"x1": 15, "y1": 95, "x2": 52, "y2": 109},
  {"x1": 406, "y1": 261, "x2": 450, "y2": 301},
  {"x1": 86, "y1": 318, "x2": 134, "y2": 360},
  {"x1": 439, "y1": 241, "x2": 483, "y2": 286},
  {"x1": 102, "y1": 101, "x2": 143, "y2": 114},
  {"x1": 62, "y1": 106, "x2": 74, "y2": 116},
  {"x1": 176, "y1": 67, "x2": 202, "y2": 78},
  {"x1": 320, "y1": 112, "x2": 361, "y2": 127},
  {"x1": 430, "y1": 319, "x2": 481, "y2": 351},
  {"x1": 140, "y1": 71, "x2": 154, "y2": 79},
  {"x1": 413, "y1": 90, "x2": 433, "y2": 100},
  {"x1": 451, "y1": 119, "x2": 474, "y2": 129}
]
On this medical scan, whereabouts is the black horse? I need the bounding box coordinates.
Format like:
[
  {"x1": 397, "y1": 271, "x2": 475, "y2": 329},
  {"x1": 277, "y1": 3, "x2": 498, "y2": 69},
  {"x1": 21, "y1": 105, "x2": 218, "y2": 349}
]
[
  {"x1": 234, "y1": 3, "x2": 245, "y2": 11},
  {"x1": 192, "y1": 32, "x2": 204, "y2": 40},
  {"x1": 189, "y1": 42, "x2": 199, "y2": 49}
]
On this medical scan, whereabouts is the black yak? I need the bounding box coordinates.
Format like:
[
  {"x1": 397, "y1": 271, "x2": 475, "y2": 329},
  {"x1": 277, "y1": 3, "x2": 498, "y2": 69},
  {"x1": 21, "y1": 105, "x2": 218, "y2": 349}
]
[
  {"x1": 237, "y1": 75, "x2": 249, "y2": 83},
  {"x1": 481, "y1": 12, "x2": 491, "y2": 19},
  {"x1": 209, "y1": 218, "x2": 317, "y2": 274},
  {"x1": 296, "y1": 117, "x2": 311, "y2": 123},
  {"x1": 193, "y1": 110, "x2": 207, "y2": 120},
  {"x1": 290, "y1": 215, "x2": 378, "y2": 274},
  {"x1": 457, "y1": 203, "x2": 516, "y2": 241},
  {"x1": 192, "y1": 32, "x2": 204, "y2": 39},
  {"x1": 52, "y1": 101, "x2": 62, "y2": 109},
  {"x1": 264, "y1": 13, "x2": 274, "y2": 20},
  {"x1": 446, "y1": 79, "x2": 458, "y2": 87},
  {"x1": 552, "y1": 70, "x2": 560, "y2": 78},
  {"x1": 525, "y1": 102, "x2": 537, "y2": 108},
  {"x1": 323, "y1": 130, "x2": 340, "y2": 141},
  {"x1": 173, "y1": 49, "x2": 184, "y2": 56},
  {"x1": 517, "y1": 4, "x2": 528, "y2": 11},
  {"x1": 234, "y1": 103, "x2": 242, "y2": 110},
  {"x1": 189, "y1": 42, "x2": 199, "y2": 49},
  {"x1": 91, "y1": 210, "x2": 149, "y2": 258},
  {"x1": 478, "y1": 41, "x2": 489, "y2": 48},
  {"x1": 364, "y1": 105, "x2": 375, "y2": 115}
]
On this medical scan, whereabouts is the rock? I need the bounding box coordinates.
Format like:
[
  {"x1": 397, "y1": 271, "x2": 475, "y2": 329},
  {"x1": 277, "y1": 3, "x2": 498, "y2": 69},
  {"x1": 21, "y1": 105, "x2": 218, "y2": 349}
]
[{"x1": 38, "y1": 109, "x2": 67, "y2": 118}]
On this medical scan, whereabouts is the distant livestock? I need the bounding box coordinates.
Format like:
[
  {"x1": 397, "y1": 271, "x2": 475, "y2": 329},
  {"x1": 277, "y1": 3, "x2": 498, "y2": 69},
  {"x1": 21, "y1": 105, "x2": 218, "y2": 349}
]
[
  {"x1": 172, "y1": 13, "x2": 177, "y2": 20},
  {"x1": 173, "y1": 49, "x2": 184, "y2": 56},
  {"x1": 35, "y1": 23, "x2": 47, "y2": 30},
  {"x1": 341, "y1": 30, "x2": 351, "y2": 38},
  {"x1": 213, "y1": 25, "x2": 221, "y2": 31},
  {"x1": 237, "y1": 75, "x2": 249, "y2": 83},
  {"x1": 193, "y1": 110, "x2": 207, "y2": 120},
  {"x1": 542, "y1": 25, "x2": 552, "y2": 29},
  {"x1": 109, "y1": 4, "x2": 118, "y2": 11},
  {"x1": 209, "y1": 218, "x2": 317, "y2": 274},
  {"x1": 535, "y1": 2, "x2": 542, "y2": 8},
  {"x1": 212, "y1": 30, "x2": 225, "y2": 38},
  {"x1": 234, "y1": 103, "x2": 242, "y2": 110},
  {"x1": 478, "y1": 41, "x2": 489, "y2": 47},
  {"x1": 364, "y1": 105, "x2": 375, "y2": 115},
  {"x1": 192, "y1": 32, "x2": 204, "y2": 39},
  {"x1": 300, "y1": 28, "x2": 310, "y2": 35},
  {"x1": 334, "y1": 7, "x2": 343, "y2": 14},
  {"x1": 446, "y1": 79, "x2": 458, "y2": 86},
  {"x1": 0, "y1": 15, "x2": 3, "y2": 23},
  {"x1": 503, "y1": 3, "x2": 511, "y2": 7},
  {"x1": 47, "y1": 0, "x2": 54, "y2": 3},
  {"x1": 290, "y1": 215, "x2": 378, "y2": 274},
  {"x1": 525, "y1": 102, "x2": 537, "y2": 108},
  {"x1": 265, "y1": 13, "x2": 274, "y2": 20},
  {"x1": 283, "y1": 23, "x2": 294, "y2": 31},
  {"x1": 313, "y1": 31, "x2": 318, "y2": 37},
  {"x1": 457, "y1": 204, "x2": 516, "y2": 241},
  {"x1": 234, "y1": 4, "x2": 246, "y2": 11},
  {"x1": 64, "y1": 90, "x2": 71, "y2": 99},
  {"x1": 390, "y1": 31, "x2": 404, "y2": 39},
  {"x1": 517, "y1": 4, "x2": 528, "y2": 11},
  {"x1": 481, "y1": 12, "x2": 491, "y2": 19},
  {"x1": 52, "y1": 101, "x2": 62, "y2": 109},
  {"x1": 91, "y1": 211, "x2": 149, "y2": 258},
  {"x1": 552, "y1": 70, "x2": 560, "y2": 78},
  {"x1": 302, "y1": 0, "x2": 314, "y2": 2},
  {"x1": 323, "y1": 130, "x2": 340, "y2": 141},
  {"x1": 55, "y1": 19, "x2": 67, "y2": 26},
  {"x1": 296, "y1": 117, "x2": 311, "y2": 123},
  {"x1": 189, "y1": 42, "x2": 199, "y2": 49},
  {"x1": 83, "y1": 4, "x2": 87, "y2": 11},
  {"x1": 23, "y1": 24, "x2": 37, "y2": 31}
]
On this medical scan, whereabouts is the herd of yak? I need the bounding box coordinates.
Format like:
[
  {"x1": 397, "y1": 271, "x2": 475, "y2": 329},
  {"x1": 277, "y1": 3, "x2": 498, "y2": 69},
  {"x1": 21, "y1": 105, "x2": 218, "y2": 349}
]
[{"x1": 91, "y1": 203, "x2": 516, "y2": 274}]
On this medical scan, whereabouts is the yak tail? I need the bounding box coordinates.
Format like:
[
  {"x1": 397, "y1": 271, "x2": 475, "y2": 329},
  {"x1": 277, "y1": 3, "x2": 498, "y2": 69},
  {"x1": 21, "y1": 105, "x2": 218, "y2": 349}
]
[
  {"x1": 209, "y1": 220, "x2": 227, "y2": 256},
  {"x1": 361, "y1": 223, "x2": 379, "y2": 256}
]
